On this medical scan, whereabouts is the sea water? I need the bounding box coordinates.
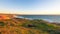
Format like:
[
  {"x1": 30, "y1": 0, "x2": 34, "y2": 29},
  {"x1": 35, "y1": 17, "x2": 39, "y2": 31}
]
[{"x1": 17, "y1": 15, "x2": 60, "y2": 23}]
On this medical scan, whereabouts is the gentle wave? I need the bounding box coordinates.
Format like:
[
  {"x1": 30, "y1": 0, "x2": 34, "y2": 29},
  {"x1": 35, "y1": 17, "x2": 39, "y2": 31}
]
[{"x1": 16, "y1": 15, "x2": 60, "y2": 23}]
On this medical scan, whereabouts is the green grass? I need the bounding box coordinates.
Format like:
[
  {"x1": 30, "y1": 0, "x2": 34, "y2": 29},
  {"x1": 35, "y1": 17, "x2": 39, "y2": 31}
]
[{"x1": 20, "y1": 19, "x2": 60, "y2": 34}]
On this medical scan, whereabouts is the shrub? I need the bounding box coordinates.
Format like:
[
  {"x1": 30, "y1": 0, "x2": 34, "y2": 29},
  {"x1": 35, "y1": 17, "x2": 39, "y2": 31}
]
[{"x1": 0, "y1": 22, "x2": 5, "y2": 26}]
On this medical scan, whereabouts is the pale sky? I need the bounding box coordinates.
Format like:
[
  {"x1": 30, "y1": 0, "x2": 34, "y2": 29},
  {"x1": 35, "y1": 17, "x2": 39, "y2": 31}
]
[{"x1": 0, "y1": 0, "x2": 60, "y2": 15}]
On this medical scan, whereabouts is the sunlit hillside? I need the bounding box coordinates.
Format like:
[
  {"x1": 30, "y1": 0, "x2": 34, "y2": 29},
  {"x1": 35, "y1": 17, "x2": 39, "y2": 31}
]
[{"x1": 0, "y1": 15, "x2": 60, "y2": 34}]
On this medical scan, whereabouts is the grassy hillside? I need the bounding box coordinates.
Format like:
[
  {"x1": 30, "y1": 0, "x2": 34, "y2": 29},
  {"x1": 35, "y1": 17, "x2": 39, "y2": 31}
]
[{"x1": 0, "y1": 18, "x2": 60, "y2": 34}]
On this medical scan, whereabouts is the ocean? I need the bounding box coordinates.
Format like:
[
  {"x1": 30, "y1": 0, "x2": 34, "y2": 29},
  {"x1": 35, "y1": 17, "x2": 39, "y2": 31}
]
[{"x1": 17, "y1": 15, "x2": 60, "y2": 23}]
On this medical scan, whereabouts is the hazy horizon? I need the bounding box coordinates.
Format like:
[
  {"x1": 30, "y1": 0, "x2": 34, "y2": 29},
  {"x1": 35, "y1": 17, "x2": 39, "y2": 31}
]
[{"x1": 0, "y1": 0, "x2": 60, "y2": 14}]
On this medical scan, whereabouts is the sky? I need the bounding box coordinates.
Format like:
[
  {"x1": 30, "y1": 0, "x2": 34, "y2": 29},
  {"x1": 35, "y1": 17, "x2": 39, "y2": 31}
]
[{"x1": 0, "y1": 0, "x2": 60, "y2": 14}]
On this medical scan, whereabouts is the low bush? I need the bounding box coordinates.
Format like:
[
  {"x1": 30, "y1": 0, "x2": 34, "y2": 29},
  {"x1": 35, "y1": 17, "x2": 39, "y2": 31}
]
[{"x1": 0, "y1": 22, "x2": 5, "y2": 26}]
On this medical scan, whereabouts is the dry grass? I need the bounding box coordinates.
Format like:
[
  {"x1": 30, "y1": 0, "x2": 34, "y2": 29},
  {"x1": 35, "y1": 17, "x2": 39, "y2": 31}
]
[{"x1": 0, "y1": 15, "x2": 60, "y2": 34}]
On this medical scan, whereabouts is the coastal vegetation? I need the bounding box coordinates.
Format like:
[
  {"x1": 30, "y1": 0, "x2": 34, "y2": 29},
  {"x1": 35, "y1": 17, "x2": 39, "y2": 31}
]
[
  {"x1": 0, "y1": 18, "x2": 60, "y2": 34},
  {"x1": 0, "y1": 21, "x2": 5, "y2": 27}
]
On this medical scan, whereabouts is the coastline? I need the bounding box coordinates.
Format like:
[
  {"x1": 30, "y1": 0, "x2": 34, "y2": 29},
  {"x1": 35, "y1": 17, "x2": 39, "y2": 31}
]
[{"x1": 0, "y1": 14, "x2": 60, "y2": 34}]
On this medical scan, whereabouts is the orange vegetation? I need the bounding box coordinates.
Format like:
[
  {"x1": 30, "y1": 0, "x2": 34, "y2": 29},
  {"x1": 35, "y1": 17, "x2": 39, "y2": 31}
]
[{"x1": 0, "y1": 14, "x2": 14, "y2": 20}]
